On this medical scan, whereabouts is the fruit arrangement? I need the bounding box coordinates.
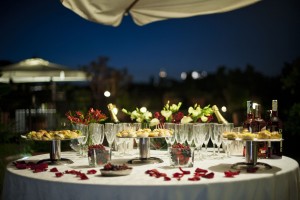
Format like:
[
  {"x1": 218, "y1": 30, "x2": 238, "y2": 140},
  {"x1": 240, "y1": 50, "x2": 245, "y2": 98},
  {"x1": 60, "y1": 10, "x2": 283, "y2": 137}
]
[
  {"x1": 102, "y1": 163, "x2": 132, "y2": 171},
  {"x1": 88, "y1": 144, "x2": 110, "y2": 167},
  {"x1": 169, "y1": 143, "x2": 193, "y2": 167}
]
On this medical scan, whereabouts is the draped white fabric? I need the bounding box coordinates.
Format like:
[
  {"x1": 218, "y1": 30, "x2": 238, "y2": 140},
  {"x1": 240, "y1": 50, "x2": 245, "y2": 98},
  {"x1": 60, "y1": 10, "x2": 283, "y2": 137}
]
[
  {"x1": 61, "y1": 0, "x2": 260, "y2": 26},
  {"x1": 2, "y1": 151, "x2": 300, "y2": 200}
]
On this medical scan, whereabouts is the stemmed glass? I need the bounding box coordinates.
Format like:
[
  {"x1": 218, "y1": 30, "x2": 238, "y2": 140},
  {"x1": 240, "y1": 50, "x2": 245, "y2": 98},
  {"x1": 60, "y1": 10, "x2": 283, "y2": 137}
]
[
  {"x1": 104, "y1": 123, "x2": 116, "y2": 150},
  {"x1": 209, "y1": 123, "x2": 217, "y2": 157},
  {"x1": 89, "y1": 123, "x2": 104, "y2": 145},
  {"x1": 212, "y1": 123, "x2": 224, "y2": 158},
  {"x1": 175, "y1": 124, "x2": 187, "y2": 144},
  {"x1": 185, "y1": 123, "x2": 194, "y2": 147},
  {"x1": 132, "y1": 123, "x2": 141, "y2": 155},
  {"x1": 164, "y1": 123, "x2": 176, "y2": 147},
  {"x1": 222, "y1": 123, "x2": 234, "y2": 157},
  {"x1": 193, "y1": 124, "x2": 203, "y2": 160},
  {"x1": 72, "y1": 123, "x2": 88, "y2": 157},
  {"x1": 202, "y1": 123, "x2": 211, "y2": 157}
]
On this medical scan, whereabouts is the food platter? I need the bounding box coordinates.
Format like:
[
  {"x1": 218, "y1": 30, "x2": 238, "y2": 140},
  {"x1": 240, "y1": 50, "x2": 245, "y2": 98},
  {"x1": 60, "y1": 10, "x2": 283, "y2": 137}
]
[
  {"x1": 100, "y1": 169, "x2": 132, "y2": 176},
  {"x1": 224, "y1": 138, "x2": 283, "y2": 142},
  {"x1": 21, "y1": 134, "x2": 85, "y2": 165},
  {"x1": 21, "y1": 135, "x2": 85, "y2": 141}
]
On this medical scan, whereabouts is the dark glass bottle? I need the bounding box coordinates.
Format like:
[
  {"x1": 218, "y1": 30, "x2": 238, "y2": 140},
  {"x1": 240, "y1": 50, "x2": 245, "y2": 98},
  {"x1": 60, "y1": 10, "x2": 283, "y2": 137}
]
[
  {"x1": 267, "y1": 100, "x2": 283, "y2": 159},
  {"x1": 253, "y1": 103, "x2": 267, "y2": 158},
  {"x1": 243, "y1": 101, "x2": 254, "y2": 131},
  {"x1": 242, "y1": 101, "x2": 254, "y2": 156}
]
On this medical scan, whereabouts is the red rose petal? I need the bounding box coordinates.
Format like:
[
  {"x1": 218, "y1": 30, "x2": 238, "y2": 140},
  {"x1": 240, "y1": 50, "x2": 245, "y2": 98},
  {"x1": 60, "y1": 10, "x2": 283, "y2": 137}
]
[
  {"x1": 179, "y1": 167, "x2": 191, "y2": 174},
  {"x1": 80, "y1": 173, "x2": 89, "y2": 180},
  {"x1": 50, "y1": 167, "x2": 59, "y2": 172},
  {"x1": 195, "y1": 168, "x2": 208, "y2": 174},
  {"x1": 55, "y1": 172, "x2": 64, "y2": 177},
  {"x1": 164, "y1": 176, "x2": 171, "y2": 181},
  {"x1": 202, "y1": 172, "x2": 214, "y2": 179},
  {"x1": 87, "y1": 169, "x2": 97, "y2": 174},
  {"x1": 188, "y1": 176, "x2": 201, "y2": 181}
]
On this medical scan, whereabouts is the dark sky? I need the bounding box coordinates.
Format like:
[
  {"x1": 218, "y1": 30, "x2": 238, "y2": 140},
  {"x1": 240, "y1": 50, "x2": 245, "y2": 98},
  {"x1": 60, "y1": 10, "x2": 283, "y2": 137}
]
[{"x1": 1, "y1": 0, "x2": 300, "y2": 82}]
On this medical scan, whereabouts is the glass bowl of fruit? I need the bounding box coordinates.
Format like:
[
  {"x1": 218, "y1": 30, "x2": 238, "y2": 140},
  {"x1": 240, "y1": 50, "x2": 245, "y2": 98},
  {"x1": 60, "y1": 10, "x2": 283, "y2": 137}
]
[
  {"x1": 88, "y1": 144, "x2": 111, "y2": 167},
  {"x1": 168, "y1": 143, "x2": 194, "y2": 167}
]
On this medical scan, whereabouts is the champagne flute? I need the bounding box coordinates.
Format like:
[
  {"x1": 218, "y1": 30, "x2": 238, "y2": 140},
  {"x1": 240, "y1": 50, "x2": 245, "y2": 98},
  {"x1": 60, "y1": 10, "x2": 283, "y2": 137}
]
[
  {"x1": 72, "y1": 123, "x2": 88, "y2": 156},
  {"x1": 104, "y1": 123, "x2": 116, "y2": 150},
  {"x1": 209, "y1": 123, "x2": 218, "y2": 158},
  {"x1": 89, "y1": 123, "x2": 104, "y2": 145},
  {"x1": 202, "y1": 123, "x2": 211, "y2": 157},
  {"x1": 175, "y1": 124, "x2": 187, "y2": 144},
  {"x1": 213, "y1": 123, "x2": 224, "y2": 159},
  {"x1": 185, "y1": 123, "x2": 194, "y2": 147},
  {"x1": 164, "y1": 123, "x2": 176, "y2": 147},
  {"x1": 222, "y1": 123, "x2": 234, "y2": 157}
]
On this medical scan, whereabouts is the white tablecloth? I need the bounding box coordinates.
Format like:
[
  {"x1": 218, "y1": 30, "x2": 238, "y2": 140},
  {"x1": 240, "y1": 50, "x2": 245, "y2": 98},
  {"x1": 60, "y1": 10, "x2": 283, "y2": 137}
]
[{"x1": 2, "y1": 150, "x2": 300, "y2": 200}]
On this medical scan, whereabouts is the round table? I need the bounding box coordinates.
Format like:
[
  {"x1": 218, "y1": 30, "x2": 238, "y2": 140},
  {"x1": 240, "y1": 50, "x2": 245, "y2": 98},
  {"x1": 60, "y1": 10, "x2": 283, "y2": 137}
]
[{"x1": 2, "y1": 150, "x2": 300, "y2": 200}]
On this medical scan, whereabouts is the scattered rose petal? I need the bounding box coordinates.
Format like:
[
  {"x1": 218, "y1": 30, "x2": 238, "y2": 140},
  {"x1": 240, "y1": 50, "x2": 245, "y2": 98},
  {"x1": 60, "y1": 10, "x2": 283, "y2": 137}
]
[
  {"x1": 188, "y1": 176, "x2": 201, "y2": 181},
  {"x1": 202, "y1": 172, "x2": 214, "y2": 179},
  {"x1": 195, "y1": 168, "x2": 208, "y2": 174},
  {"x1": 15, "y1": 163, "x2": 27, "y2": 169},
  {"x1": 79, "y1": 173, "x2": 89, "y2": 180},
  {"x1": 164, "y1": 176, "x2": 171, "y2": 181},
  {"x1": 55, "y1": 172, "x2": 63, "y2": 177},
  {"x1": 224, "y1": 170, "x2": 240, "y2": 178},
  {"x1": 50, "y1": 167, "x2": 59, "y2": 172},
  {"x1": 179, "y1": 167, "x2": 191, "y2": 174},
  {"x1": 87, "y1": 169, "x2": 97, "y2": 174}
]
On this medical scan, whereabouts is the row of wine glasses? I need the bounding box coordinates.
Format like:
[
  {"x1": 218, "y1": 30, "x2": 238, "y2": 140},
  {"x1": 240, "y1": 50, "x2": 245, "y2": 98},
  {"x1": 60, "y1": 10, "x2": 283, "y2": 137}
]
[{"x1": 163, "y1": 122, "x2": 235, "y2": 160}]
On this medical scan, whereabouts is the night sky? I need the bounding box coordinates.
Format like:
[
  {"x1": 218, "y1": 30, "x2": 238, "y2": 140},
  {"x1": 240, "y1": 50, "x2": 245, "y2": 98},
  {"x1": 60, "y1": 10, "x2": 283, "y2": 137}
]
[{"x1": 1, "y1": 0, "x2": 300, "y2": 82}]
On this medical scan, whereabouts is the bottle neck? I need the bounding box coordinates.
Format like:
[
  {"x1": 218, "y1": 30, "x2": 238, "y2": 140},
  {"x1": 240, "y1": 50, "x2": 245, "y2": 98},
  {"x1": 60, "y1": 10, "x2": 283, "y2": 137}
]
[{"x1": 212, "y1": 105, "x2": 228, "y2": 124}]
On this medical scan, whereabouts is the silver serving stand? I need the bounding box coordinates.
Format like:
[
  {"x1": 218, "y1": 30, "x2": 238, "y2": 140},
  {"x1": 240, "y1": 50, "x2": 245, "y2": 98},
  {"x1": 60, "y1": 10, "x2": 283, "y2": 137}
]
[
  {"x1": 36, "y1": 140, "x2": 74, "y2": 165},
  {"x1": 22, "y1": 136, "x2": 78, "y2": 165},
  {"x1": 127, "y1": 137, "x2": 164, "y2": 164},
  {"x1": 231, "y1": 138, "x2": 283, "y2": 170}
]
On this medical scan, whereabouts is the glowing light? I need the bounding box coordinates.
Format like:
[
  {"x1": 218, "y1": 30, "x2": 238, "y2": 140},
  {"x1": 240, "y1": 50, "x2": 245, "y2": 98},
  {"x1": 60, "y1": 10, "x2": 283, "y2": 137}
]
[
  {"x1": 159, "y1": 69, "x2": 167, "y2": 78},
  {"x1": 191, "y1": 71, "x2": 199, "y2": 79},
  {"x1": 221, "y1": 106, "x2": 227, "y2": 112},
  {"x1": 181, "y1": 72, "x2": 187, "y2": 80},
  {"x1": 104, "y1": 91, "x2": 111, "y2": 97}
]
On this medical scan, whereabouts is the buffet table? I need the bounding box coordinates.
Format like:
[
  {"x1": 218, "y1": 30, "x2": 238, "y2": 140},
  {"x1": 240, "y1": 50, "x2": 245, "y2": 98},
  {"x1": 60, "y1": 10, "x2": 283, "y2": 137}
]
[{"x1": 2, "y1": 150, "x2": 300, "y2": 200}]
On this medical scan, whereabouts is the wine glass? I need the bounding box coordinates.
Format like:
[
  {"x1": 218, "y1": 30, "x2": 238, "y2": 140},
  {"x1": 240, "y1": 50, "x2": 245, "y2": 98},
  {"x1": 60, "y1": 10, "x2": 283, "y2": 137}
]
[
  {"x1": 104, "y1": 123, "x2": 116, "y2": 150},
  {"x1": 89, "y1": 123, "x2": 104, "y2": 145},
  {"x1": 208, "y1": 123, "x2": 217, "y2": 157},
  {"x1": 132, "y1": 123, "x2": 141, "y2": 155},
  {"x1": 212, "y1": 123, "x2": 224, "y2": 158},
  {"x1": 185, "y1": 123, "x2": 194, "y2": 147},
  {"x1": 222, "y1": 123, "x2": 234, "y2": 157},
  {"x1": 202, "y1": 123, "x2": 211, "y2": 157},
  {"x1": 164, "y1": 123, "x2": 176, "y2": 147},
  {"x1": 175, "y1": 124, "x2": 187, "y2": 144},
  {"x1": 72, "y1": 123, "x2": 88, "y2": 157},
  {"x1": 193, "y1": 124, "x2": 203, "y2": 160}
]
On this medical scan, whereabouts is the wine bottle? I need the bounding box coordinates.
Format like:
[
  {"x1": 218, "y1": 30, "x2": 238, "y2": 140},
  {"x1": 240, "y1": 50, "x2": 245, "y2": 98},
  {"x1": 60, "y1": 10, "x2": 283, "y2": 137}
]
[
  {"x1": 107, "y1": 103, "x2": 119, "y2": 123},
  {"x1": 253, "y1": 103, "x2": 267, "y2": 158},
  {"x1": 267, "y1": 100, "x2": 283, "y2": 159},
  {"x1": 212, "y1": 105, "x2": 228, "y2": 124},
  {"x1": 243, "y1": 101, "x2": 254, "y2": 132}
]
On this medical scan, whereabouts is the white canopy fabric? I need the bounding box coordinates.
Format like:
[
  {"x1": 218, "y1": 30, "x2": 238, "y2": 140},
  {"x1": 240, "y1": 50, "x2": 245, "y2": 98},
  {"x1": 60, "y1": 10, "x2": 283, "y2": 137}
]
[
  {"x1": 61, "y1": 0, "x2": 260, "y2": 27},
  {"x1": 0, "y1": 58, "x2": 90, "y2": 83}
]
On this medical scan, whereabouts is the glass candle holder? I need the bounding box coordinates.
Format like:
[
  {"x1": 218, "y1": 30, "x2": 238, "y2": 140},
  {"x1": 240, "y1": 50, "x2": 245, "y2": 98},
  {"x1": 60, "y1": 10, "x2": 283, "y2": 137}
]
[
  {"x1": 168, "y1": 146, "x2": 194, "y2": 167},
  {"x1": 88, "y1": 146, "x2": 111, "y2": 167}
]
